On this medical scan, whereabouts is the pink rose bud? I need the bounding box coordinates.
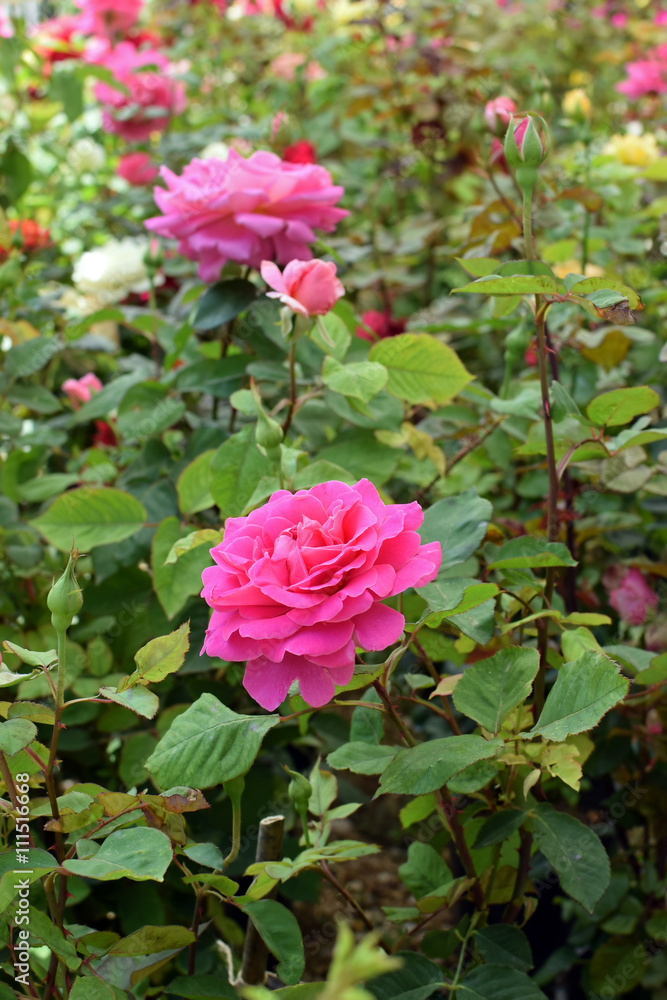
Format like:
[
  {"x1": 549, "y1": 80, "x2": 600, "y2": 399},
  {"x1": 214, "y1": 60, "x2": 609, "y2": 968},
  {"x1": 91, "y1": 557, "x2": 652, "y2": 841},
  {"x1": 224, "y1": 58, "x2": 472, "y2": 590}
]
[
  {"x1": 62, "y1": 373, "x2": 103, "y2": 408},
  {"x1": 609, "y1": 568, "x2": 658, "y2": 626},
  {"x1": 117, "y1": 152, "x2": 158, "y2": 186},
  {"x1": 260, "y1": 258, "x2": 344, "y2": 317},
  {"x1": 200, "y1": 478, "x2": 442, "y2": 709},
  {"x1": 484, "y1": 96, "x2": 516, "y2": 135}
]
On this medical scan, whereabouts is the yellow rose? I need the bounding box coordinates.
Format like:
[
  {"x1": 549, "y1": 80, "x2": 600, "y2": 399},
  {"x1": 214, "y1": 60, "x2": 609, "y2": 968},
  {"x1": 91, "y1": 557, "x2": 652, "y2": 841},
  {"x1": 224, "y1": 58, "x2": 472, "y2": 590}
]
[
  {"x1": 562, "y1": 88, "x2": 592, "y2": 119},
  {"x1": 603, "y1": 133, "x2": 660, "y2": 167},
  {"x1": 552, "y1": 260, "x2": 605, "y2": 279}
]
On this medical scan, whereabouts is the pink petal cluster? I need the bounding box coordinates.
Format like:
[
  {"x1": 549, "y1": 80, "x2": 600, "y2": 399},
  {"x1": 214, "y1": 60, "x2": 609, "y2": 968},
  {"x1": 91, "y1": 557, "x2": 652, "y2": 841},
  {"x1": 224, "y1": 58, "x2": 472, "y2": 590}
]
[
  {"x1": 91, "y1": 43, "x2": 186, "y2": 142},
  {"x1": 201, "y1": 479, "x2": 441, "y2": 710},
  {"x1": 62, "y1": 373, "x2": 103, "y2": 408},
  {"x1": 260, "y1": 258, "x2": 344, "y2": 316},
  {"x1": 75, "y1": 0, "x2": 143, "y2": 38},
  {"x1": 145, "y1": 150, "x2": 348, "y2": 282},
  {"x1": 355, "y1": 309, "x2": 406, "y2": 342},
  {"x1": 117, "y1": 152, "x2": 158, "y2": 185},
  {"x1": 484, "y1": 96, "x2": 516, "y2": 134},
  {"x1": 608, "y1": 568, "x2": 658, "y2": 625},
  {"x1": 617, "y1": 46, "x2": 667, "y2": 99}
]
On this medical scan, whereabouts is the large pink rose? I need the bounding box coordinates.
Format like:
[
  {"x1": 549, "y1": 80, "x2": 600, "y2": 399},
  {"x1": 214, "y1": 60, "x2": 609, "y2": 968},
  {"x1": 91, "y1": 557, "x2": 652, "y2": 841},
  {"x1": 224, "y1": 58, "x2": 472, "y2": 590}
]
[
  {"x1": 75, "y1": 0, "x2": 143, "y2": 38},
  {"x1": 201, "y1": 479, "x2": 441, "y2": 710},
  {"x1": 145, "y1": 150, "x2": 348, "y2": 282},
  {"x1": 92, "y1": 43, "x2": 186, "y2": 142}
]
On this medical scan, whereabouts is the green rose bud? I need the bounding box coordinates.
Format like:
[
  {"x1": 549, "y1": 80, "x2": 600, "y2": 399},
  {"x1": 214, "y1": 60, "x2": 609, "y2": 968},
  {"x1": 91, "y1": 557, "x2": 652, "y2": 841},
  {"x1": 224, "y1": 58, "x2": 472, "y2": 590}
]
[
  {"x1": 284, "y1": 765, "x2": 312, "y2": 844},
  {"x1": 47, "y1": 552, "x2": 83, "y2": 634},
  {"x1": 503, "y1": 113, "x2": 550, "y2": 197}
]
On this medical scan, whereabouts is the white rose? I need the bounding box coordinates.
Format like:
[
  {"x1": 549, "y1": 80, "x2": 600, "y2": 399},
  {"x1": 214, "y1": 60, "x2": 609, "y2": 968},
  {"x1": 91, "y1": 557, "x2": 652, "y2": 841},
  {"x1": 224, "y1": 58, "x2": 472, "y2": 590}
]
[
  {"x1": 199, "y1": 141, "x2": 230, "y2": 161},
  {"x1": 67, "y1": 138, "x2": 105, "y2": 174},
  {"x1": 72, "y1": 238, "x2": 161, "y2": 304}
]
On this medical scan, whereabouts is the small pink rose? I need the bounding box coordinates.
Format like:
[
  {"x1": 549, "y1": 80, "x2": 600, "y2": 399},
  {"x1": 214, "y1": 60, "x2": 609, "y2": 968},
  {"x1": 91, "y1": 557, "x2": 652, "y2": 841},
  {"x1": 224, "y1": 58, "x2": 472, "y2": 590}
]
[
  {"x1": 484, "y1": 96, "x2": 516, "y2": 135},
  {"x1": 609, "y1": 568, "x2": 658, "y2": 625},
  {"x1": 62, "y1": 373, "x2": 103, "y2": 408},
  {"x1": 260, "y1": 258, "x2": 344, "y2": 317},
  {"x1": 117, "y1": 152, "x2": 158, "y2": 186}
]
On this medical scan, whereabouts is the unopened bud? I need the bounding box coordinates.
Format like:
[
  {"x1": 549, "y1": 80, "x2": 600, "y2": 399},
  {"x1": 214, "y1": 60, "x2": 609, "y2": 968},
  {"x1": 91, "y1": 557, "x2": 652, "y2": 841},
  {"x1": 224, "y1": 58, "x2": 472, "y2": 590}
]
[
  {"x1": 504, "y1": 113, "x2": 549, "y2": 195},
  {"x1": 47, "y1": 552, "x2": 82, "y2": 633}
]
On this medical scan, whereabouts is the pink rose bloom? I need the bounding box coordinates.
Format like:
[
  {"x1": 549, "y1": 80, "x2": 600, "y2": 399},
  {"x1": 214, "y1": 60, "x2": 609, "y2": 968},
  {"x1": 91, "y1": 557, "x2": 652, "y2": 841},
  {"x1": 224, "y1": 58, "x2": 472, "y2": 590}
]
[
  {"x1": 145, "y1": 150, "x2": 348, "y2": 282},
  {"x1": 484, "y1": 96, "x2": 516, "y2": 134},
  {"x1": 75, "y1": 0, "x2": 143, "y2": 38},
  {"x1": 270, "y1": 52, "x2": 325, "y2": 81},
  {"x1": 617, "y1": 59, "x2": 667, "y2": 99},
  {"x1": 355, "y1": 309, "x2": 406, "y2": 342},
  {"x1": 656, "y1": 10, "x2": 667, "y2": 25},
  {"x1": 92, "y1": 43, "x2": 186, "y2": 142},
  {"x1": 0, "y1": 9, "x2": 13, "y2": 38},
  {"x1": 260, "y1": 259, "x2": 344, "y2": 316},
  {"x1": 201, "y1": 479, "x2": 441, "y2": 710},
  {"x1": 117, "y1": 152, "x2": 158, "y2": 185},
  {"x1": 610, "y1": 11, "x2": 628, "y2": 26},
  {"x1": 609, "y1": 568, "x2": 658, "y2": 625},
  {"x1": 62, "y1": 373, "x2": 103, "y2": 408}
]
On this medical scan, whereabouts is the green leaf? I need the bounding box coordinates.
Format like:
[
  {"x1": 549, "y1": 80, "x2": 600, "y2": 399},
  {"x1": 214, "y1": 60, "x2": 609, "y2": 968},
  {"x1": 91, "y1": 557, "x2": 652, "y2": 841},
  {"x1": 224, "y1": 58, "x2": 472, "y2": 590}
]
[
  {"x1": 73, "y1": 369, "x2": 149, "y2": 423},
  {"x1": 1, "y1": 144, "x2": 33, "y2": 204},
  {"x1": 452, "y1": 648, "x2": 539, "y2": 735},
  {"x1": 398, "y1": 842, "x2": 452, "y2": 899},
  {"x1": 152, "y1": 517, "x2": 215, "y2": 620},
  {"x1": 369, "y1": 333, "x2": 472, "y2": 406},
  {"x1": 473, "y1": 810, "x2": 525, "y2": 849},
  {"x1": 109, "y1": 925, "x2": 195, "y2": 955},
  {"x1": 165, "y1": 528, "x2": 222, "y2": 564},
  {"x1": 459, "y1": 964, "x2": 547, "y2": 999},
  {"x1": 495, "y1": 260, "x2": 556, "y2": 279},
  {"x1": 7, "y1": 701, "x2": 56, "y2": 725},
  {"x1": 475, "y1": 926, "x2": 533, "y2": 972},
  {"x1": 145, "y1": 693, "x2": 279, "y2": 789},
  {"x1": 64, "y1": 828, "x2": 173, "y2": 882},
  {"x1": 445, "y1": 598, "x2": 497, "y2": 645},
  {"x1": 419, "y1": 490, "x2": 493, "y2": 575},
  {"x1": 377, "y1": 736, "x2": 503, "y2": 796},
  {"x1": 327, "y1": 742, "x2": 399, "y2": 775},
  {"x1": 525, "y1": 652, "x2": 629, "y2": 741},
  {"x1": 321, "y1": 356, "x2": 388, "y2": 402},
  {"x1": 0, "y1": 718, "x2": 37, "y2": 756},
  {"x1": 5, "y1": 336, "x2": 61, "y2": 378},
  {"x1": 586, "y1": 386, "x2": 659, "y2": 427},
  {"x1": 367, "y1": 952, "x2": 444, "y2": 1000},
  {"x1": 0, "y1": 848, "x2": 57, "y2": 909},
  {"x1": 117, "y1": 384, "x2": 185, "y2": 440},
  {"x1": 533, "y1": 805, "x2": 611, "y2": 912},
  {"x1": 193, "y1": 278, "x2": 257, "y2": 330},
  {"x1": 210, "y1": 426, "x2": 273, "y2": 517},
  {"x1": 30, "y1": 488, "x2": 147, "y2": 552},
  {"x1": 241, "y1": 899, "x2": 305, "y2": 985},
  {"x1": 309, "y1": 312, "x2": 351, "y2": 360},
  {"x1": 565, "y1": 275, "x2": 641, "y2": 310},
  {"x1": 69, "y1": 979, "x2": 126, "y2": 1000},
  {"x1": 98, "y1": 685, "x2": 160, "y2": 719},
  {"x1": 165, "y1": 974, "x2": 239, "y2": 998},
  {"x1": 49, "y1": 69, "x2": 84, "y2": 120},
  {"x1": 2, "y1": 642, "x2": 57, "y2": 668},
  {"x1": 455, "y1": 257, "x2": 499, "y2": 277},
  {"x1": 177, "y1": 450, "x2": 215, "y2": 514},
  {"x1": 453, "y1": 275, "x2": 560, "y2": 296},
  {"x1": 28, "y1": 906, "x2": 81, "y2": 970},
  {"x1": 589, "y1": 937, "x2": 644, "y2": 995},
  {"x1": 120, "y1": 622, "x2": 190, "y2": 690},
  {"x1": 487, "y1": 538, "x2": 577, "y2": 570},
  {"x1": 17, "y1": 474, "x2": 80, "y2": 503},
  {"x1": 182, "y1": 873, "x2": 239, "y2": 896}
]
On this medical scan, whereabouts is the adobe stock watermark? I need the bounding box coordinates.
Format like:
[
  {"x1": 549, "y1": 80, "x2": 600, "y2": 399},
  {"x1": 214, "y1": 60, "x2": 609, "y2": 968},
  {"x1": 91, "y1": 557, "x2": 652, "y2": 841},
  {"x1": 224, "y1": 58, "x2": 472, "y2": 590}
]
[{"x1": 11, "y1": 772, "x2": 33, "y2": 989}]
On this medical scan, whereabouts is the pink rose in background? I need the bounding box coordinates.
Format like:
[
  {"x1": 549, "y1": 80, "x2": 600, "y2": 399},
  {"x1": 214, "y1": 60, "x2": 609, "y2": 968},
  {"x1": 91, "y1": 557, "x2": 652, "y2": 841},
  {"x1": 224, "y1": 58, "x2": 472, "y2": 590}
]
[
  {"x1": 201, "y1": 479, "x2": 441, "y2": 710},
  {"x1": 355, "y1": 309, "x2": 407, "y2": 342},
  {"x1": 32, "y1": 15, "x2": 84, "y2": 66},
  {"x1": 608, "y1": 568, "x2": 658, "y2": 625},
  {"x1": 146, "y1": 149, "x2": 348, "y2": 282},
  {"x1": 62, "y1": 373, "x2": 103, "y2": 408},
  {"x1": 484, "y1": 96, "x2": 516, "y2": 134},
  {"x1": 0, "y1": 9, "x2": 13, "y2": 38},
  {"x1": 75, "y1": 0, "x2": 143, "y2": 38},
  {"x1": 617, "y1": 55, "x2": 667, "y2": 99},
  {"x1": 656, "y1": 10, "x2": 667, "y2": 25},
  {"x1": 91, "y1": 43, "x2": 186, "y2": 141},
  {"x1": 269, "y1": 52, "x2": 326, "y2": 81},
  {"x1": 260, "y1": 258, "x2": 344, "y2": 316},
  {"x1": 117, "y1": 152, "x2": 158, "y2": 185}
]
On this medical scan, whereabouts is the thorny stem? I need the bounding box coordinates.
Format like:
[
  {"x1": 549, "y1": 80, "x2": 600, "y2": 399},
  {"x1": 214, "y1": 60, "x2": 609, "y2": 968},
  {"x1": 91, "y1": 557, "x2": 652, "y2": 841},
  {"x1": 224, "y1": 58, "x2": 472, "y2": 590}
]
[
  {"x1": 282, "y1": 337, "x2": 298, "y2": 435},
  {"x1": 320, "y1": 862, "x2": 391, "y2": 950},
  {"x1": 0, "y1": 751, "x2": 21, "y2": 812},
  {"x1": 372, "y1": 680, "x2": 417, "y2": 747},
  {"x1": 437, "y1": 788, "x2": 485, "y2": 911},
  {"x1": 450, "y1": 910, "x2": 481, "y2": 990},
  {"x1": 503, "y1": 828, "x2": 533, "y2": 924}
]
